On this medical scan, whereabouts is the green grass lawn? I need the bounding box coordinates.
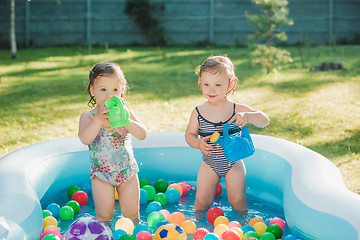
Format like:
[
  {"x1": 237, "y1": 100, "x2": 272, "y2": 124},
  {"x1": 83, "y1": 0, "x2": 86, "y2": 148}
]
[{"x1": 0, "y1": 45, "x2": 359, "y2": 193}]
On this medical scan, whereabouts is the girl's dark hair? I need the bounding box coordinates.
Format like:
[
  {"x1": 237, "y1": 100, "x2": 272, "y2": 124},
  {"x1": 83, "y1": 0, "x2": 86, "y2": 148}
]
[{"x1": 87, "y1": 61, "x2": 128, "y2": 107}]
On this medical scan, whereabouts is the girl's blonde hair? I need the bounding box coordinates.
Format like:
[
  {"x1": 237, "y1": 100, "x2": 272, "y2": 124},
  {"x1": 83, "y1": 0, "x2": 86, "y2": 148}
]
[
  {"x1": 195, "y1": 55, "x2": 238, "y2": 95},
  {"x1": 87, "y1": 61, "x2": 128, "y2": 107}
]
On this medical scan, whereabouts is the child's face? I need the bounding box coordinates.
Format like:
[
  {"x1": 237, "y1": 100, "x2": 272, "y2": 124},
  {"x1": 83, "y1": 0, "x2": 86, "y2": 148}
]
[
  {"x1": 89, "y1": 72, "x2": 124, "y2": 107},
  {"x1": 200, "y1": 70, "x2": 232, "y2": 103}
]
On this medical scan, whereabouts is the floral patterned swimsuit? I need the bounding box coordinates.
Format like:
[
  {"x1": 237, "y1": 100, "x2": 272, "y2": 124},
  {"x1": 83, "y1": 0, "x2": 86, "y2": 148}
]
[{"x1": 88, "y1": 111, "x2": 139, "y2": 187}]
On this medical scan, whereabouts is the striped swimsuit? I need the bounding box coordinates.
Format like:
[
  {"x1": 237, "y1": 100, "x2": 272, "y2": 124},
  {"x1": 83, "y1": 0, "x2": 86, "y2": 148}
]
[{"x1": 196, "y1": 103, "x2": 242, "y2": 178}]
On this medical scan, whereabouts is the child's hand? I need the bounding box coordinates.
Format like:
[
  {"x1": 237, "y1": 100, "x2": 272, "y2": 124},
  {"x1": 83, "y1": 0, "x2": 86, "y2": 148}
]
[
  {"x1": 93, "y1": 105, "x2": 111, "y2": 128},
  {"x1": 229, "y1": 112, "x2": 248, "y2": 127},
  {"x1": 199, "y1": 135, "x2": 213, "y2": 156}
]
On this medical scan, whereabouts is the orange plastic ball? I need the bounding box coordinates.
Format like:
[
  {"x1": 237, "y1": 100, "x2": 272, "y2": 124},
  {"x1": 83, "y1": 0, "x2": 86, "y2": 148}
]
[
  {"x1": 167, "y1": 183, "x2": 183, "y2": 196},
  {"x1": 168, "y1": 211, "x2": 186, "y2": 225},
  {"x1": 248, "y1": 217, "x2": 264, "y2": 226},
  {"x1": 181, "y1": 219, "x2": 197, "y2": 234},
  {"x1": 214, "y1": 223, "x2": 230, "y2": 237}
]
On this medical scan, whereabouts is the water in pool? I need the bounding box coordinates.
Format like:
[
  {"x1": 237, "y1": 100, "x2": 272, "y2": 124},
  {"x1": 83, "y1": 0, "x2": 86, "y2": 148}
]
[{"x1": 42, "y1": 181, "x2": 291, "y2": 239}]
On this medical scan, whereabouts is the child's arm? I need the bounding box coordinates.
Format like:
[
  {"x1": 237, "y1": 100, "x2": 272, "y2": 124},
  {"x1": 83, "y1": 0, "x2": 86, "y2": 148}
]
[
  {"x1": 78, "y1": 106, "x2": 110, "y2": 145},
  {"x1": 124, "y1": 110, "x2": 147, "y2": 140},
  {"x1": 185, "y1": 109, "x2": 213, "y2": 156},
  {"x1": 230, "y1": 103, "x2": 270, "y2": 128}
]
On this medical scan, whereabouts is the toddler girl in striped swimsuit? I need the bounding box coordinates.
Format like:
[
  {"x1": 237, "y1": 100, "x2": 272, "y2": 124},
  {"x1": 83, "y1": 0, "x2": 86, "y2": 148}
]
[{"x1": 185, "y1": 55, "x2": 270, "y2": 213}]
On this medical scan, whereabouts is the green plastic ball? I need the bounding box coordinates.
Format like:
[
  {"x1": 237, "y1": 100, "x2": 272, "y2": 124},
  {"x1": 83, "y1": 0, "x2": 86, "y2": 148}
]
[
  {"x1": 65, "y1": 200, "x2": 80, "y2": 214},
  {"x1": 139, "y1": 178, "x2": 150, "y2": 188},
  {"x1": 259, "y1": 232, "x2": 276, "y2": 240},
  {"x1": 42, "y1": 209, "x2": 53, "y2": 219},
  {"x1": 154, "y1": 192, "x2": 168, "y2": 206},
  {"x1": 244, "y1": 230, "x2": 260, "y2": 239},
  {"x1": 147, "y1": 211, "x2": 165, "y2": 228},
  {"x1": 59, "y1": 206, "x2": 74, "y2": 220},
  {"x1": 67, "y1": 185, "x2": 81, "y2": 198},
  {"x1": 266, "y1": 224, "x2": 283, "y2": 239},
  {"x1": 154, "y1": 179, "x2": 169, "y2": 192},
  {"x1": 142, "y1": 185, "x2": 156, "y2": 201},
  {"x1": 42, "y1": 234, "x2": 61, "y2": 240}
]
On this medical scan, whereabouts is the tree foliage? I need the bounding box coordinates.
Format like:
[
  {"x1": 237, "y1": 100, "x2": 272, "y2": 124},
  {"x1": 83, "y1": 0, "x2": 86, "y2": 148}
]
[{"x1": 246, "y1": 0, "x2": 293, "y2": 73}]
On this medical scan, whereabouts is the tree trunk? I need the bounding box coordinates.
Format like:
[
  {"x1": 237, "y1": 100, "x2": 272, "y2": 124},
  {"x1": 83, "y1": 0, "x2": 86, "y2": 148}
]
[{"x1": 10, "y1": 0, "x2": 17, "y2": 59}]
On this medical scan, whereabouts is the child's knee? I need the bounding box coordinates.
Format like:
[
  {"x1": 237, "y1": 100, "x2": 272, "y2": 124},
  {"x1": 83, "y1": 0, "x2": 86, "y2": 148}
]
[
  {"x1": 194, "y1": 196, "x2": 213, "y2": 210},
  {"x1": 95, "y1": 209, "x2": 114, "y2": 222},
  {"x1": 229, "y1": 195, "x2": 247, "y2": 211}
]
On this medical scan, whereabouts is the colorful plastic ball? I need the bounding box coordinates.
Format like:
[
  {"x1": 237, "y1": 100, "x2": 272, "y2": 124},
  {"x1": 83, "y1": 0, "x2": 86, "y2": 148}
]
[
  {"x1": 137, "y1": 230, "x2": 153, "y2": 240},
  {"x1": 154, "y1": 192, "x2": 168, "y2": 206},
  {"x1": 283, "y1": 234, "x2": 297, "y2": 240},
  {"x1": 142, "y1": 185, "x2": 156, "y2": 201},
  {"x1": 115, "y1": 190, "x2": 119, "y2": 200},
  {"x1": 41, "y1": 234, "x2": 61, "y2": 240},
  {"x1": 68, "y1": 185, "x2": 81, "y2": 198},
  {"x1": 167, "y1": 183, "x2": 183, "y2": 196},
  {"x1": 178, "y1": 182, "x2": 189, "y2": 195},
  {"x1": 248, "y1": 217, "x2": 264, "y2": 226},
  {"x1": 72, "y1": 191, "x2": 88, "y2": 205},
  {"x1": 65, "y1": 200, "x2": 81, "y2": 214},
  {"x1": 42, "y1": 210, "x2": 53, "y2": 219},
  {"x1": 112, "y1": 229, "x2": 127, "y2": 240},
  {"x1": 214, "y1": 216, "x2": 229, "y2": 227},
  {"x1": 241, "y1": 224, "x2": 255, "y2": 234},
  {"x1": 181, "y1": 219, "x2": 196, "y2": 234},
  {"x1": 59, "y1": 206, "x2": 74, "y2": 220},
  {"x1": 269, "y1": 217, "x2": 285, "y2": 230},
  {"x1": 214, "y1": 224, "x2": 230, "y2": 237},
  {"x1": 46, "y1": 203, "x2": 61, "y2": 218},
  {"x1": 215, "y1": 183, "x2": 222, "y2": 196},
  {"x1": 41, "y1": 228, "x2": 62, "y2": 239},
  {"x1": 43, "y1": 216, "x2": 58, "y2": 230},
  {"x1": 206, "y1": 207, "x2": 224, "y2": 224},
  {"x1": 156, "y1": 220, "x2": 170, "y2": 230},
  {"x1": 165, "y1": 188, "x2": 181, "y2": 203},
  {"x1": 253, "y1": 221, "x2": 267, "y2": 235},
  {"x1": 266, "y1": 224, "x2": 282, "y2": 239},
  {"x1": 159, "y1": 209, "x2": 171, "y2": 220},
  {"x1": 221, "y1": 230, "x2": 241, "y2": 240},
  {"x1": 115, "y1": 217, "x2": 135, "y2": 234},
  {"x1": 194, "y1": 228, "x2": 211, "y2": 240},
  {"x1": 154, "y1": 223, "x2": 187, "y2": 240},
  {"x1": 229, "y1": 227, "x2": 243, "y2": 239},
  {"x1": 227, "y1": 221, "x2": 242, "y2": 229},
  {"x1": 246, "y1": 238, "x2": 258, "y2": 240},
  {"x1": 43, "y1": 225, "x2": 58, "y2": 231},
  {"x1": 203, "y1": 233, "x2": 220, "y2": 240},
  {"x1": 147, "y1": 201, "x2": 162, "y2": 213},
  {"x1": 64, "y1": 216, "x2": 112, "y2": 240},
  {"x1": 147, "y1": 211, "x2": 165, "y2": 229},
  {"x1": 168, "y1": 211, "x2": 186, "y2": 225},
  {"x1": 139, "y1": 178, "x2": 151, "y2": 188},
  {"x1": 259, "y1": 232, "x2": 276, "y2": 240},
  {"x1": 154, "y1": 179, "x2": 169, "y2": 192},
  {"x1": 140, "y1": 188, "x2": 149, "y2": 204},
  {"x1": 243, "y1": 230, "x2": 259, "y2": 240},
  {"x1": 133, "y1": 223, "x2": 152, "y2": 236}
]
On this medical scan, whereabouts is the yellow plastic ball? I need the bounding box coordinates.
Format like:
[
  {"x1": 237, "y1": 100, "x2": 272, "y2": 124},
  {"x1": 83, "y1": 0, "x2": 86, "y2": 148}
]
[
  {"x1": 181, "y1": 220, "x2": 197, "y2": 234},
  {"x1": 43, "y1": 224, "x2": 58, "y2": 231},
  {"x1": 213, "y1": 223, "x2": 230, "y2": 237},
  {"x1": 115, "y1": 190, "x2": 119, "y2": 200},
  {"x1": 253, "y1": 221, "x2": 267, "y2": 235},
  {"x1": 43, "y1": 216, "x2": 58, "y2": 230},
  {"x1": 248, "y1": 217, "x2": 264, "y2": 226},
  {"x1": 115, "y1": 217, "x2": 134, "y2": 234},
  {"x1": 214, "y1": 215, "x2": 229, "y2": 227},
  {"x1": 230, "y1": 227, "x2": 244, "y2": 240}
]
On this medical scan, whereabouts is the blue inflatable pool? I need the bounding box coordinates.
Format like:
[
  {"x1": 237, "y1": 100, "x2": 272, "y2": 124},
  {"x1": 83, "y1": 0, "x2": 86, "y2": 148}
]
[{"x1": 0, "y1": 132, "x2": 360, "y2": 239}]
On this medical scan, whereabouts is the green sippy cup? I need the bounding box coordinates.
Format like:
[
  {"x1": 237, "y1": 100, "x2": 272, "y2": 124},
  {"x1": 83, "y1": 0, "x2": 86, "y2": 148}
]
[{"x1": 104, "y1": 96, "x2": 131, "y2": 129}]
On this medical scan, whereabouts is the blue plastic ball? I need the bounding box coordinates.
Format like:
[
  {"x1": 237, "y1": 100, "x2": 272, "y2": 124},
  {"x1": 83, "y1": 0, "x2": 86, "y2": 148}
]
[
  {"x1": 165, "y1": 188, "x2": 181, "y2": 203},
  {"x1": 133, "y1": 223, "x2": 152, "y2": 236},
  {"x1": 155, "y1": 220, "x2": 170, "y2": 230},
  {"x1": 203, "y1": 232, "x2": 220, "y2": 240},
  {"x1": 113, "y1": 229, "x2": 127, "y2": 239},
  {"x1": 283, "y1": 234, "x2": 298, "y2": 240},
  {"x1": 147, "y1": 201, "x2": 162, "y2": 213},
  {"x1": 140, "y1": 188, "x2": 149, "y2": 204},
  {"x1": 241, "y1": 224, "x2": 255, "y2": 234},
  {"x1": 46, "y1": 203, "x2": 61, "y2": 218}
]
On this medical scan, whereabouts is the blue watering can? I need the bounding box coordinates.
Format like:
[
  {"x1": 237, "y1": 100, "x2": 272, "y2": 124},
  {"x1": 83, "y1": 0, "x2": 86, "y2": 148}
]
[
  {"x1": 210, "y1": 122, "x2": 255, "y2": 161},
  {"x1": 104, "y1": 96, "x2": 131, "y2": 129}
]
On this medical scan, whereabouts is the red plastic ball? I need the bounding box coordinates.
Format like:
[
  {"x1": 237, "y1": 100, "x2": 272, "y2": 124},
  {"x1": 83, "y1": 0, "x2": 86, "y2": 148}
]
[
  {"x1": 215, "y1": 184, "x2": 222, "y2": 196},
  {"x1": 220, "y1": 230, "x2": 240, "y2": 240},
  {"x1": 269, "y1": 217, "x2": 285, "y2": 230},
  {"x1": 71, "y1": 191, "x2": 88, "y2": 206},
  {"x1": 206, "y1": 207, "x2": 224, "y2": 224},
  {"x1": 136, "y1": 230, "x2": 152, "y2": 240},
  {"x1": 194, "y1": 227, "x2": 210, "y2": 240}
]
